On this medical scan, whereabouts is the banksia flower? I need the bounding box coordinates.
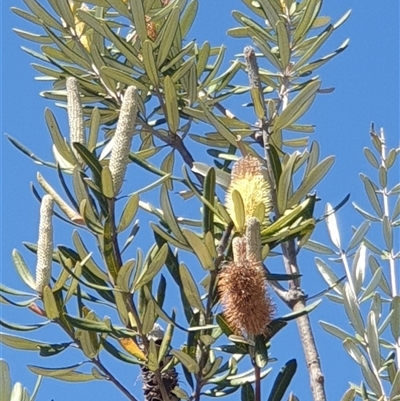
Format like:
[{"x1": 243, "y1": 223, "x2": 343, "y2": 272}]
[
  {"x1": 226, "y1": 155, "x2": 272, "y2": 232},
  {"x1": 218, "y1": 218, "x2": 275, "y2": 336},
  {"x1": 141, "y1": 324, "x2": 179, "y2": 401},
  {"x1": 109, "y1": 86, "x2": 138, "y2": 194},
  {"x1": 35, "y1": 195, "x2": 54, "y2": 294},
  {"x1": 66, "y1": 77, "x2": 85, "y2": 164}
]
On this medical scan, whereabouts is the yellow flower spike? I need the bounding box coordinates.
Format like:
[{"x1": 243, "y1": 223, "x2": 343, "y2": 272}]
[{"x1": 225, "y1": 155, "x2": 272, "y2": 232}]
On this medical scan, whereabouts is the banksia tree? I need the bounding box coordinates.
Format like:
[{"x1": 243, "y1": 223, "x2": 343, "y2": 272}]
[{"x1": 2, "y1": 1, "x2": 399, "y2": 401}]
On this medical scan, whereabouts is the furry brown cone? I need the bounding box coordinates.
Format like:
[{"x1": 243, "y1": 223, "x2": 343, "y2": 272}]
[{"x1": 218, "y1": 259, "x2": 275, "y2": 336}]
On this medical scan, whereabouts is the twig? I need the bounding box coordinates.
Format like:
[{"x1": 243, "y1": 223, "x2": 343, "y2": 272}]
[{"x1": 93, "y1": 357, "x2": 140, "y2": 401}]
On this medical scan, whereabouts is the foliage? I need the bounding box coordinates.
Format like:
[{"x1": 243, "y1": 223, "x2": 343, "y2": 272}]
[{"x1": 1, "y1": 1, "x2": 399, "y2": 401}]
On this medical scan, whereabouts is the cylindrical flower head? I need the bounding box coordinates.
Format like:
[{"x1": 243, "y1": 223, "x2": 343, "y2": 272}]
[
  {"x1": 66, "y1": 77, "x2": 85, "y2": 164},
  {"x1": 109, "y1": 86, "x2": 138, "y2": 194},
  {"x1": 35, "y1": 195, "x2": 54, "y2": 294},
  {"x1": 226, "y1": 155, "x2": 272, "y2": 232},
  {"x1": 218, "y1": 259, "x2": 275, "y2": 336}
]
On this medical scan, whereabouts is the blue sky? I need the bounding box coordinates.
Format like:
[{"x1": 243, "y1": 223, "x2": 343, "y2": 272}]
[{"x1": 1, "y1": 1, "x2": 399, "y2": 401}]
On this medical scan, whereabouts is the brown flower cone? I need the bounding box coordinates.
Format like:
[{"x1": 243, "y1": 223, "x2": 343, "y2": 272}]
[{"x1": 218, "y1": 260, "x2": 275, "y2": 336}]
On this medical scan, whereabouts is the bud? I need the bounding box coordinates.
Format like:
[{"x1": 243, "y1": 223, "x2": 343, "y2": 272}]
[
  {"x1": 109, "y1": 86, "x2": 138, "y2": 194},
  {"x1": 35, "y1": 195, "x2": 54, "y2": 294},
  {"x1": 66, "y1": 77, "x2": 85, "y2": 164}
]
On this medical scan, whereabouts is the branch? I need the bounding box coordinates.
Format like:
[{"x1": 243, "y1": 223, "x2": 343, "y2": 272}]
[{"x1": 244, "y1": 46, "x2": 327, "y2": 401}]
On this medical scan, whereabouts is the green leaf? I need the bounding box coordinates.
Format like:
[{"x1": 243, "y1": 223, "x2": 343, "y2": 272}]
[
  {"x1": 158, "y1": 320, "x2": 174, "y2": 363},
  {"x1": 101, "y1": 166, "x2": 114, "y2": 199},
  {"x1": 339, "y1": 388, "x2": 356, "y2": 401},
  {"x1": 280, "y1": 299, "x2": 322, "y2": 322},
  {"x1": 352, "y1": 244, "x2": 366, "y2": 296},
  {"x1": 160, "y1": 184, "x2": 186, "y2": 243},
  {"x1": 0, "y1": 360, "x2": 11, "y2": 401},
  {"x1": 390, "y1": 369, "x2": 400, "y2": 399},
  {"x1": 274, "y1": 80, "x2": 321, "y2": 132},
  {"x1": 364, "y1": 147, "x2": 379, "y2": 168},
  {"x1": 360, "y1": 174, "x2": 383, "y2": 218},
  {"x1": 102, "y1": 217, "x2": 120, "y2": 281},
  {"x1": 325, "y1": 202, "x2": 341, "y2": 249},
  {"x1": 182, "y1": 229, "x2": 214, "y2": 271},
  {"x1": 347, "y1": 221, "x2": 370, "y2": 252},
  {"x1": 319, "y1": 321, "x2": 352, "y2": 342},
  {"x1": 100, "y1": 67, "x2": 148, "y2": 91},
  {"x1": 156, "y1": 7, "x2": 180, "y2": 67},
  {"x1": 315, "y1": 258, "x2": 343, "y2": 295},
  {"x1": 134, "y1": 244, "x2": 168, "y2": 289},
  {"x1": 359, "y1": 267, "x2": 383, "y2": 303},
  {"x1": 203, "y1": 167, "x2": 216, "y2": 235},
  {"x1": 171, "y1": 350, "x2": 199, "y2": 373},
  {"x1": 24, "y1": 0, "x2": 64, "y2": 30},
  {"x1": 150, "y1": 223, "x2": 191, "y2": 252},
  {"x1": 64, "y1": 315, "x2": 113, "y2": 333},
  {"x1": 118, "y1": 193, "x2": 139, "y2": 233},
  {"x1": 229, "y1": 366, "x2": 272, "y2": 386},
  {"x1": 142, "y1": 300, "x2": 157, "y2": 336},
  {"x1": 366, "y1": 311, "x2": 380, "y2": 371},
  {"x1": 343, "y1": 283, "x2": 364, "y2": 336},
  {"x1": 231, "y1": 189, "x2": 246, "y2": 231},
  {"x1": 42, "y1": 287, "x2": 60, "y2": 320},
  {"x1": 38, "y1": 342, "x2": 71, "y2": 357},
  {"x1": 12, "y1": 249, "x2": 36, "y2": 290},
  {"x1": 360, "y1": 354, "x2": 382, "y2": 396},
  {"x1": 164, "y1": 76, "x2": 180, "y2": 134},
  {"x1": 288, "y1": 156, "x2": 335, "y2": 207},
  {"x1": 257, "y1": 0, "x2": 279, "y2": 28},
  {"x1": 180, "y1": 0, "x2": 198, "y2": 38},
  {"x1": 0, "y1": 284, "x2": 35, "y2": 297},
  {"x1": 43, "y1": 27, "x2": 90, "y2": 69},
  {"x1": 276, "y1": 21, "x2": 290, "y2": 68},
  {"x1": 201, "y1": 106, "x2": 237, "y2": 147},
  {"x1": 302, "y1": 240, "x2": 334, "y2": 254},
  {"x1": 293, "y1": 0, "x2": 322, "y2": 45},
  {"x1": 117, "y1": 259, "x2": 136, "y2": 293},
  {"x1": 0, "y1": 319, "x2": 50, "y2": 332},
  {"x1": 251, "y1": 36, "x2": 281, "y2": 71},
  {"x1": 28, "y1": 366, "x2": 97, "y2": 382},
  {"x1": 178, "y1": 263, "x2": 204, "y2": 312},
  {"x1": 383, "y1": 215, "x2": 393, "y2": 249},
  {"x1": 267, "y1": 359, "x2": 297, "y2": 401},
  {"x1": 142, "y1": 40, "x2": 159, "y2": 87},
  {"x1": 277, "y1": 153, "x2": 298, "y2": 214},
  {"x1": 0, "y1": 333, "x2": 48, "y2": 351},
  {"x1": 129, "y1": 0, "x2": 147, "y2": 42},
  {"x1": 147, "y1": 339, "x2": 159, "y2": 371},
  {"x1": 241, "y1": 382, "x2": 254, "y2": 401},
  {"x1": 390, "y1": 296, "x2": 400, "y2": 340}
]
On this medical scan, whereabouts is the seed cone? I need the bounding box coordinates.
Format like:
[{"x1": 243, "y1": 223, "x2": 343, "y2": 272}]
[
  {"x1": 218, "y1": 259, "x2": 275, "y2": 336},
  {"x1": 140, "y1": 324, "x2": 179, "y2": 401},
  {"x1": 141, "y1": 365, "x2": 179, "y2": 401}
]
